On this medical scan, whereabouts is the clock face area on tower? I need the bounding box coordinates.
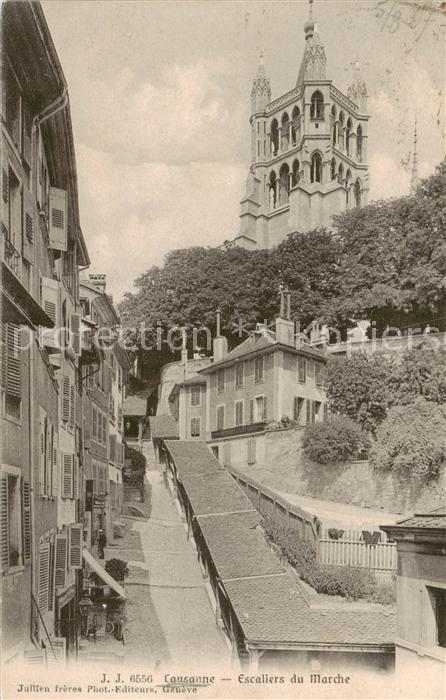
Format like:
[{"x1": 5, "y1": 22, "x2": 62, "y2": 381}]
[{"x1": 235, "y1": 0, "x2": 369, "y2": 251}]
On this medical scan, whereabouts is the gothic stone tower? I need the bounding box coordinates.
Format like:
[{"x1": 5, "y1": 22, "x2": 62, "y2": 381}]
[{"x1": 234, "y1": 0, "x2": 369, "y2": 249}]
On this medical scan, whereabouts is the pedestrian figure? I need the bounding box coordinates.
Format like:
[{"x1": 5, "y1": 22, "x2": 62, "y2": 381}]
[{"x1": 98, "y1": 529, "x2": 107, "y2": 559}]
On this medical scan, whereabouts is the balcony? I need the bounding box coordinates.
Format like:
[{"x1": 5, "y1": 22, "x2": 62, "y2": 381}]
[
  {"x1": 3, "y1": 237, "x2": 21, "y2": 280},
  {"x1": 211, "y1": 421, "x2": 267, "y2": 440}
]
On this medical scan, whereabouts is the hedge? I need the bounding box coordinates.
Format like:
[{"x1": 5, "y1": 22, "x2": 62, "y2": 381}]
[{"x1": 302, "y1": 415, "x2": 370, "y2": 465}]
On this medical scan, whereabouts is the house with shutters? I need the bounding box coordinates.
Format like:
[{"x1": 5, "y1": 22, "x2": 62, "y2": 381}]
[
  {"x1": 79, "y1": 274, "x2": 129, "y2": 550},
  {"x1": 198, "y1": 300, "x2": 328, "y2": 471},
  {"x1": 1, "y1": 0, "x2": 90, "y2": 666}
]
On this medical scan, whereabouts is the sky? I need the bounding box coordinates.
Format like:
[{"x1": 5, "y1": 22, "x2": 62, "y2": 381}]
[{"x1": 40, "y1": 0, "x2": 446, "y2": 302}]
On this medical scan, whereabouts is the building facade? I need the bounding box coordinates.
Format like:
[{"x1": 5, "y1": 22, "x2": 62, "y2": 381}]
[{"x1": 234, "y1": 1, "x2": 369, "y2": 249}]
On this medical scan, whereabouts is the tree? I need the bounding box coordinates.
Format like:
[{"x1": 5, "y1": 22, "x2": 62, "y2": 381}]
[
  {"x1": 370, "y1": 400, "x2": 446, "y2": 481},
  {"x1": 325, "y1": 353, "x2": 394, "y2": 435},
  {"x1": 302, "y1": 415, "x2": 370, "y2": 464}
]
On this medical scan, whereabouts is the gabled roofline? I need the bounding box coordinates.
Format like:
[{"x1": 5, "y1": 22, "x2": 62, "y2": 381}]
[{"x1": 198, "y1": 340, "x2": 327, "y2": 374}]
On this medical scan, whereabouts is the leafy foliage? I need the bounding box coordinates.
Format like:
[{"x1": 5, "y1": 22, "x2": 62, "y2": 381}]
[
  {"x1": 302, "y1": 415, "x2": 370, "y2": 464},
  {"x1": 370, "y1": 399, "x2": 446, "y2": 481},
  {"x1": 105, "y1": 558, "x2": 130, "y2": 582},
  {"x1": 262, "y1": 518, "x2": 393, "y2": 603}
]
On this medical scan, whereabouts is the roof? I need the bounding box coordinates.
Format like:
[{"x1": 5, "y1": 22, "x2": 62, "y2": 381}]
[
  {"x1": 199, "y1": 330, "x2": 326, "y2": 373},
  {"x1": 381, "y1": 506, "x2": 446, "y2": 538},
  {"x1": 149, "y1": 414, "x2": 179, "y2": 439},
  {"x1": 123, "y1": 394, "x2": 148, "y2": 417},
  {"x1": 165, "y1": 439, "x2": 395, "y2": 651},
  {"x1": 164, "y1": 441, "x2": 222, "y2": 476},
  {"x1": 196, "y1": 512, "x2": 284, "y2": 580},
  {"x1": 224, "y1": 575, "x2": 395, "y2": 647}
]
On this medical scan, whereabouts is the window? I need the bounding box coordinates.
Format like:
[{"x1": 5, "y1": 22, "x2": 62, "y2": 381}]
[
  {"x1": 255, "y1": 395, "x2": 267, "y2": 422},
  {"x1": 314, "y1": 401, "x2": 322, "y2": 422},
  {"x1": 216, "y1": 405, "x2": 225, "y2": 430},
  {"x1": 217, "y1": 369, "x2": 225, "y2": 393},
  {"x1": 356, "y1": 125, "x2": 363, "y2": 161},
  {"x1": 254, "y1": 356, "x2": 264, "y2": 383},
  {"x1": 3, "y1": 62, "x2": 21, "y2": 149},
  {"x1": 235, "y1": 362, "x2": 244, "y2": 389},
  {"x1": 310, "y1": 152, "x2": 322, "y2": 184},
  {"x1": 294, "y1": 397, "x2": 304, "y2": 423},
  {"x1": 297, "y1": 356, "x2": 306, "y2": 383},
  {"x1": 315, "y1": 362, "x2": 324, "y2": 387},
  {"x1": 429, "y1": 587, "x2": 446, "y2": 648},
  {"x1": 190, "y1": 385, "x2": 201, "y2": 407},
  {"x1": 235, "y1": 400, "x2": 244, "y2": 427},
  {"x1": 2, "y1": 167, "x2": 23, "y2": 273},
  {"x1": 306, "y1": 399, "x2": 313, "y2": 424},
  {"x1": 354, "y1": 180, "x2": 362, "y2": 208},
  {"x1": 1, "y1": 323, "x2": 21, "y2": 421},
  {"x1": 310, "y1": 91, "x2": 324, "y2": 120},
  {"x1": 190, "y1": 417, "x2": 201, "y2": 438}
]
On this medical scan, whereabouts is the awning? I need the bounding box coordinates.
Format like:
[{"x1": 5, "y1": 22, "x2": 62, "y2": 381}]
[
  {"x1": 2, "y1": 263, "x2": 55, "y2": 328},
  {"x1": 82, "y1": 549, "x2": 126, "y2": 599}
]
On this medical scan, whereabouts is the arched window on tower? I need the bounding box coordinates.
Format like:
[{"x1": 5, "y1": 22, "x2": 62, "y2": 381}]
[
  {"x1": 281, "y1": 112, "x2": 289, "y2": 151},
  {"x1": 279, "y1": 163, "x2": 290, "y2": 205},
  {"x1": 269, "y1": 171, "x2": 277, "y2": 210},
  {"x1": 270, "y1": 119, "x2": 279, "y2": 156},
  {"x1": 346, "y1": 118, "x2": 353, "y2": 157},
  {"x1": 354, "y1": 180, "x2": 362, "y2": 208},
  {"x1": 311, "y1": 152, "x2": 322, "y2": 183},
  {"x1": 292, "y1": 159, "x2": 300, "y2": 187},
  {"x1": 310, "y1": 91, "x2": 324, "y2": 120},
  {"x1": 330, "y1": 158, "x2": 336, "y2": 181},
  {"x1": 356, "y1": 125, "x2": 363, "y2": 161},
  {"x1": 338, "y1": 163, "x2": 344, "y2": 184},
  {"x1": 291, "y1": 106, "x2": 300, "y2": 145},
  {"x1": 331, "y1": 105, "x2": 337, "y2": 145},
  {"x1": 338, "y1": 112, "x2": 345, "y2": 150},
  {"x1": 345, "y1": 169, "x2": 352, "y2": 207}
]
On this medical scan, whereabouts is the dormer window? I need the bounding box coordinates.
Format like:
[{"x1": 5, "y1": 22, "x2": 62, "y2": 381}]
[{"x1": 310, "y1": 91, "x2": 324, "y2": 120}]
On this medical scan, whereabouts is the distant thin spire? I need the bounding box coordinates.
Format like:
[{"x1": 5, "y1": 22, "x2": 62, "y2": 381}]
[{"x1": 411, "y1": 118, "x2": 419, "y2": 194}]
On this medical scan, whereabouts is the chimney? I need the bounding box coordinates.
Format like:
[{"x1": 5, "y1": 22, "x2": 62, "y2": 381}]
[
  {"x1": 88, "y1": 273, "x2": 107, "y2": 293},
  {"x1": 275, "y1": 285, "x2": 295, "y2": 347},
  {"x1": 213, "y1": 307, "x2": 228, "y2": 362}
]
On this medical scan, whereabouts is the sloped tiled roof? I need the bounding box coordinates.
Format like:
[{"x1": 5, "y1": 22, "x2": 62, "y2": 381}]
[
  {"x1": 164, "y1": 440, "x2": 222, "y2": 476},
  {"x1": 149, "y1": 414, "x2": 179, "y2": 439},
  {"x1": 224, "y1": 575, "x2": 396, "y2": 646},
  {"x1": 180, "y1": 472, "x2": 254, "y2": 516},
  {"x1": 196, "y1": 512, "x2": 284, "y2": 580},
  {"x1": 387, "y1": 506, "x2": 446, "y2": 530}
]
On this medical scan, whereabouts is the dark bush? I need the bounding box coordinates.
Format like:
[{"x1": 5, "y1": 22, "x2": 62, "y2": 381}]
[
  {"x1": 263, "y1": 518, "x2": 316, "y2": 568},
  {"x1": 302, "y1": 415, "x2": 370, "y2": 464}
]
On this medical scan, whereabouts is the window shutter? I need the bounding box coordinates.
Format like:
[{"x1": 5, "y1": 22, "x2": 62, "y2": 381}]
[
  {"x1": 263, "y1": 396, "x2": 268, "y2": 421},
  {"x1": 38, "y1": 543, "x2": 50, "y2": 612},
  {"x1": 0, "y1": 323, "x2": 7, "y2": 389},
  {"x1": 103, "y1": 414, "x2": 107, "y2": 444},
  {"x1": 54, "y1": 534, "x2": 67, "y2": 589},
  {"x1": 70, "y1": 313, "x2": 81, "y2": 356},
  {"x1": 249, "y1": 399, "x2": 254, "y2": 424},
  {"x1": 306, "y1": 399, "x2": 312, "y2": 424},
  {"x1": 47, "y1": 637, "x2": 66, "y2": 666},
  {"x1": 48, "y1": 539, "x2": 55, "y2": 611},
  {"x1": 73, "y1": 456, "x2": 79, "y2": 499},
  {"x1": 39, "y1": 407, "x2": 46, "y2": 494},
  {"x1": 1, "y1": 169, "x2": 9, "y2": 235},
  {"x1": 6, "y1": 323, "x2": 20, "y2": 396},
  {"x1": 70, "y1": 383, "x2": 75, "y2": 424},
  {"x1": 48, "y1": 187, "x2": 67, "y2": 251},
  {"x1": 41, "y1": 276, "x2": 59, "y2": 326},
  {"x1": 62, "y1": 453, "x2": 74, "y2": 499},
  {"x1": 117, "y1": 406, "x2": 122, "y2": 432},
  {"x1": 62, "y1": 376, "x2": 70, "y2": 422},
  {"x1": 45, "y1": 419, "x2": 52, "y2": 495},
  {"x1": 24, "y1": 649, "x2": 47, "y2": 666},
  {"x1": 0, "y1": 473, "x2": 9, "y2": 571},
  {"x1": 69, "y1": 523, "x2": 83, "y2": 569},
  {"x1": 312, "y1": 400, "x2": 316, "y2": 423},
  {"x1": 21, "y1": 478, "x2": 32, "y2": 561},
  {"x1": 52, "y1": 432, "x2": 58, "y2": 496}
]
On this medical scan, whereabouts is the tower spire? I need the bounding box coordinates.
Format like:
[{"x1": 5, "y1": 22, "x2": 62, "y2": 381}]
[
  {"x1": 251, "y1": 50, "x2": 271, "y2": 113},
  {"x1": 411, "y1": 118, "x2": 419, "y2": 194},
  {"x1": 297, "y1": 0, "x2": 326, "y2": 85}
]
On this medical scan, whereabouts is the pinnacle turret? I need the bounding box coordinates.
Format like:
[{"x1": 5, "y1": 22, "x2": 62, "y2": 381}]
[
  {"x1": 251, "y1": 51, "x2": 271, "y2": 114},
  {"x1": 347, "y1": 59, "x2": 368, "y2": 112},
  {"x1": 297, "y1": 0, "x2": 326, "y2": 86}
]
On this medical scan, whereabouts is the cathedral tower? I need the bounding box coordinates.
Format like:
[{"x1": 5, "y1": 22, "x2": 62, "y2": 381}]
[{"x1": 234, "y1": 0, "x2": 370, "y2": 250}]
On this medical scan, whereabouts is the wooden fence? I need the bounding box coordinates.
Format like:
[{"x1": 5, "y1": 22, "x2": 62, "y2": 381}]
[
  {"x1": 228, "y1": 468, "x2": 320, "y2": 544},
  {"x1": 318, "y1": 528, "x2": 397, "y2": 571},
  {"x1": 228, "y1": 469, "x2": 397, "y2": 572}
]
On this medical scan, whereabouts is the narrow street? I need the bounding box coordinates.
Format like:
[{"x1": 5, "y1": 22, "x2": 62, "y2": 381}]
[{"x1": 118, "y1": 472, "x2": 229, "y2": 670}]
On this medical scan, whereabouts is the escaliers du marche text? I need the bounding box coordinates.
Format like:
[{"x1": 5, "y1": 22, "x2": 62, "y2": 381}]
[{"x1": 16, "y1": 675, "x2": 351, "y2": 695}]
